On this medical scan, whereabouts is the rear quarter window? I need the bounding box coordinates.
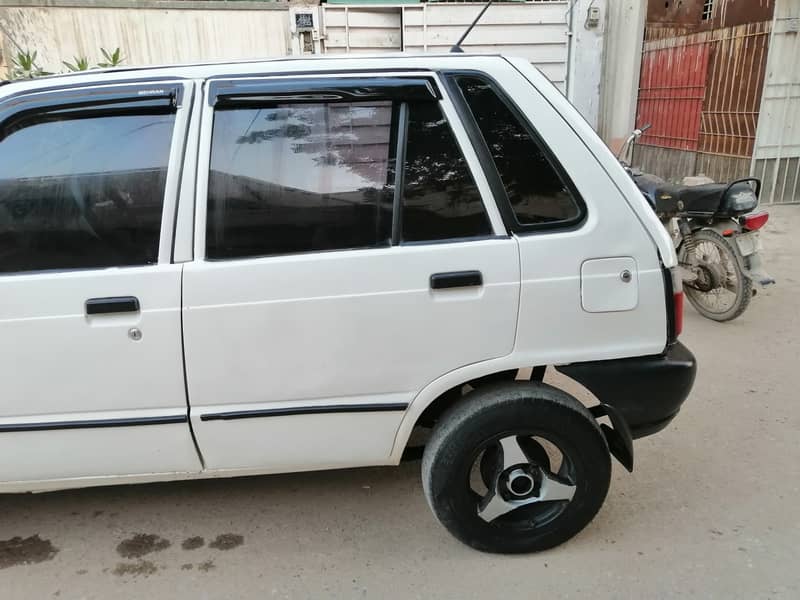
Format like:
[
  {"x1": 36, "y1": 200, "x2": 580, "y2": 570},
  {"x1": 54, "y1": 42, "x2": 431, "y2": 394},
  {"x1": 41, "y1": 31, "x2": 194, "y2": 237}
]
[{"x1": 453, "y1": 75, "x2": 584, "y2": 230}]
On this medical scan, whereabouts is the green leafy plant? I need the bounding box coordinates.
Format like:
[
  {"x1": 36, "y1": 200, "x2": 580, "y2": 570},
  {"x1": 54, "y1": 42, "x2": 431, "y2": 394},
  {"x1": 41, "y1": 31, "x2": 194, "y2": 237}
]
[
  {"x1": 62, "y1": 56, "x2": 91, "y2": 72},
  {"x1": 4, "y1": 46, "x2": 126, "y2": 81},
  {"x1": 97, "y1": 47, "x2": 125, "y2": 68},
  {"x1": 11, "y1": 50, "x2": 50, "y2": 79}
]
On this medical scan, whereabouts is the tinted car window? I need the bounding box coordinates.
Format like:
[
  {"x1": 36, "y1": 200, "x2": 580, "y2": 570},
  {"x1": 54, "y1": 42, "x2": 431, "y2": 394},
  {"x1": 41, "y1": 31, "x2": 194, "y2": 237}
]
[
  {"x1": 401, "y1": 102, "x2": 492, "y2": 242},
  {"x1": 0, "y1": 112, "x2": 174, "y2": 274},
  {"x1": 456, "y1": 76, "x2": 581, "y2": 226},
  {"x1": 207, "y1": 102, "x2": 394, "y2": 259}
]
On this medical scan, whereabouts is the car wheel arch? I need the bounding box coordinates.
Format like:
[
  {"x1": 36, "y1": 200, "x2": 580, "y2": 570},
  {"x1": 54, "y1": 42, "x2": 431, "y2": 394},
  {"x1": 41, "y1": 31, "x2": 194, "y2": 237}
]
[{"x1": 389, "y1": 362, "x2": 547, "y2": 461}]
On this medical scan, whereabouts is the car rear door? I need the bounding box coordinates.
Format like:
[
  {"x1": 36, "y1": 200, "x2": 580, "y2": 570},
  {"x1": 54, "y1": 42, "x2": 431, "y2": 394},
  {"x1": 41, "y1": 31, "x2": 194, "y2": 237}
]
[
  {"x1": 182, "y1": 73, "x2": 520, "y2": 472},
  {"x1": 0, "y1": 81, "x2": 201, "y2": 486}
]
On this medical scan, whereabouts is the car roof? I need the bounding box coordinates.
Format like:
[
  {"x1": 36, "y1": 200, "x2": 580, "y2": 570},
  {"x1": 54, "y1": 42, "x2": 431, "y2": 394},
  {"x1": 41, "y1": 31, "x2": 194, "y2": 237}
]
[{"x1": 0, "y1": 52, "x2": 512, "y2": 96}]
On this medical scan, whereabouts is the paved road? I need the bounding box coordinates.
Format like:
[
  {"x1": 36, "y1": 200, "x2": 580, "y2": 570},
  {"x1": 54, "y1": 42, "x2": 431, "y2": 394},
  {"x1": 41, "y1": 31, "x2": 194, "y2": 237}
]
[{"x1": 1, "y1": 206, "x2": 799, "y2": 599}]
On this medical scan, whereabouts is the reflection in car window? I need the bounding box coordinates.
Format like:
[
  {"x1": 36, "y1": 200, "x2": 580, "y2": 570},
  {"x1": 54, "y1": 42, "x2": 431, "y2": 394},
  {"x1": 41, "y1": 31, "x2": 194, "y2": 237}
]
[
  {"x1": 402, "y1": 102, "x2": 492, "y2": 242},
  {"x1": 207, "y1": 102, "x2": 394, "y2": 259},
  {"x1": 456, "y1": 76, "x2": 581, "y2": 226},
  {"x1": 0, "y1": 112, "x2": 174, "y2": 273}
]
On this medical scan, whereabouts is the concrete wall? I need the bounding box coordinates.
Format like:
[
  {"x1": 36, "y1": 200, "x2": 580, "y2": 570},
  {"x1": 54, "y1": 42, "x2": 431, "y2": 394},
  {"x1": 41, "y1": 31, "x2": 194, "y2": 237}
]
[
  {"x1": 0, "y1": 25, "x2": 6, "y2": 74},
  {"x1": 597, "y1": 0, "x2": 646, "y2": 152},
  {"x1": 569, "y1": 0, "x2": 606, "y2": 131},
  {"x1": 0, "y1": 0, "x2": 289, "y2": 76}
]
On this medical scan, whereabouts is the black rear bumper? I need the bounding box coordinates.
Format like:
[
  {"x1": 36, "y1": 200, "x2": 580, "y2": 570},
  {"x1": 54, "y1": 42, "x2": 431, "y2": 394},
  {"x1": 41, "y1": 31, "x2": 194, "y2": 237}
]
[{"x1": 555, "y1": 342, "x2": 697, "y2": 439}]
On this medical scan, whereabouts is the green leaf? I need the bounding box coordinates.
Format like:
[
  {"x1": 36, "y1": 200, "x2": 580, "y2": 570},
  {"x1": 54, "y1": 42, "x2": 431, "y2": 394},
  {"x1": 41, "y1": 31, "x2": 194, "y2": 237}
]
[
  {"x1": 97, "y1": 47, "x2": 125, "y2": 68},
  {"x1": 11, "y1": 49, "x2": 47, "y2": 79},
  {"x1": 62, "y1": 56, "x2": 90, "y2": 72}
]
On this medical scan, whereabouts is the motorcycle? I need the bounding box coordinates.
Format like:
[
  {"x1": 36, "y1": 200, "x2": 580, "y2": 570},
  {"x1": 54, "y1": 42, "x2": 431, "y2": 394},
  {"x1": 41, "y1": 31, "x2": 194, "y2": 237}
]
[{"x1": 619, "y1": 124, "x2": 774, "y2": 322}]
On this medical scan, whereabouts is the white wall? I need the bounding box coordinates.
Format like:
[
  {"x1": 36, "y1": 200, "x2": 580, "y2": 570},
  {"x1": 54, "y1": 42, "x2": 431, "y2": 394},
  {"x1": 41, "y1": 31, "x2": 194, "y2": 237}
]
[
  {"x1": 568, "y1": 0, "x2": 607, "y2": 130},
  {"x1": 402, "y1": 2, "x2": 571, "y2": 89},
  {"x1": 0, "y1": 1, "x2": 289, "y2": 75},
  {"x1": 752, "y1": 0, "x2": 800, "y2": 203},
  {"x1": 597, "y1": 0, "x2": 646, "y2": 151},
  {"x1": 321, "y1": 1, "x2": 607, "y2": 110},
  {"x1": 1, "y1": 0, "x2": 614, "y2": 137},
  {"x1": 321, "y1": 5, "x2": 402, "y2": 54}
]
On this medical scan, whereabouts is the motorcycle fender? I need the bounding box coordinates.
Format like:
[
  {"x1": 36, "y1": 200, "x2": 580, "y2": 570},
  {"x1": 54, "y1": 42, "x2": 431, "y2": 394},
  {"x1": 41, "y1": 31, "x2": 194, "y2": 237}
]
[
  {"x1": 690, "y1": 221, "x2": 750, "y2": 270},
  {"x1": 699, "y1": 219, "x2": 739, "y2": 236}
]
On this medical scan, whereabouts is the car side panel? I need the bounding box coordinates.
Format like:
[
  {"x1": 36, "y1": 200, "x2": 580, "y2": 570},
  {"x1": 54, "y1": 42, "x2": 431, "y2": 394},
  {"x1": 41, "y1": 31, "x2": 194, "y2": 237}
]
[
  {"x1": 0, "y1": 82, "x2": 202, "y2": 487},
  {"x1": 182, "y1": 70, "x2": 520, "y2": 472},
  {"x1": 183, "y1": 240, "x2": 520, "y2": 470},
  {"x1": 390, "y1": 60, "x2": 669, "y2": 460},
  {"x1": 483, "y1": 60, "x2": 667, "y2": 364}
]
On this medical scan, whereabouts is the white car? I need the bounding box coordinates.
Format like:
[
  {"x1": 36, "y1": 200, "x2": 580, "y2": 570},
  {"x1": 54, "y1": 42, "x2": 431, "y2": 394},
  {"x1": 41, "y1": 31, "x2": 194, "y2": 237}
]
[{"x1": 0, "y1": 54, "x2": 696, "y2": 553}]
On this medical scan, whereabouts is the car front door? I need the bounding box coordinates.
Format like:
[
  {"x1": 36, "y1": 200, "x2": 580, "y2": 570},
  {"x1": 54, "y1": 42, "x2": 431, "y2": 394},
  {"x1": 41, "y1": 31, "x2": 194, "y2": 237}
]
[
  {"x1": 182, "y1": 74, "x2": 520, "y2": 472},
  {"x1": 0, "y1": 81, "x2": 201, "y2": 487}
]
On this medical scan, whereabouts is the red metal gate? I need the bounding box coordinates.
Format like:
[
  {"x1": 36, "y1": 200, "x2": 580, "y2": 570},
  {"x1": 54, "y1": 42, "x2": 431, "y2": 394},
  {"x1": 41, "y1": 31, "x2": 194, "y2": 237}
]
[
  {"x1": 635, "y1": 22, "x2": 772, "y2": 182},
  {"x1": 698, "y1": 22, "x2": 771, "y2": 159},
  {"x1": 637, "y1": 35, "x2": 710, "y2": 151}
]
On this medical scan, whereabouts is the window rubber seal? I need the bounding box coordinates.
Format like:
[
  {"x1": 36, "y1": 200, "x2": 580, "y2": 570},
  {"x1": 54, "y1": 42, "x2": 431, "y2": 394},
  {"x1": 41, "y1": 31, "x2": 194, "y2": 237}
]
[{"x1": 391, "y1": 102, "x2": 409, "y2": 246}]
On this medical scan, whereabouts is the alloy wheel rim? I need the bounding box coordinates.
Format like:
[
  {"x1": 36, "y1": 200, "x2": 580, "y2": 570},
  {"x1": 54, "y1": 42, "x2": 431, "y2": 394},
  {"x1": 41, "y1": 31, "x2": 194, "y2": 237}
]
[{"x1": 470, "y1": 434, "x2": 577, "y2": 526}]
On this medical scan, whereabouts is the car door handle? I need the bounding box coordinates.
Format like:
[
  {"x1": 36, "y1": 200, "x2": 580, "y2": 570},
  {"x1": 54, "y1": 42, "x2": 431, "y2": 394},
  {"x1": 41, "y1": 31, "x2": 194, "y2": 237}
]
[
  {"x1": 430, "y1": 270, "x2": 483, "y2": 290},
  {"x1": 85, "y1": 296, "x2": 140, "y2": 315}
]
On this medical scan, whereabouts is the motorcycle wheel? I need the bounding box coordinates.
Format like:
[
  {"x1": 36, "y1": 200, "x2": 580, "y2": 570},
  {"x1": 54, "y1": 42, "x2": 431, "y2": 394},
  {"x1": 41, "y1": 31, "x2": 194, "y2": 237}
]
[{"x1": 679, "y1": 229, "x2": 752, "y2": 322}]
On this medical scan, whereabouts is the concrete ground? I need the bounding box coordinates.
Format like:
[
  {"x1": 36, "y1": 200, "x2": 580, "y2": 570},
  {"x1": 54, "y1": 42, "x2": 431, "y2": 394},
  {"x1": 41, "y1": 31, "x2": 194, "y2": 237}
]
[{"x1": 1, "y1": 206, "x2": 799, "y2": 599}]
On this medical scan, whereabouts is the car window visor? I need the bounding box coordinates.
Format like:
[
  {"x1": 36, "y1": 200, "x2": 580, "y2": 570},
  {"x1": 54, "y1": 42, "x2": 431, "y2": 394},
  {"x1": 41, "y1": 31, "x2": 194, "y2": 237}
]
[
  {"x1": 0, "y1": 84, "x2": 180, "y2": 141},
  {"x1": 210, "y1": 77, "x2": 440, "y2": 108}
]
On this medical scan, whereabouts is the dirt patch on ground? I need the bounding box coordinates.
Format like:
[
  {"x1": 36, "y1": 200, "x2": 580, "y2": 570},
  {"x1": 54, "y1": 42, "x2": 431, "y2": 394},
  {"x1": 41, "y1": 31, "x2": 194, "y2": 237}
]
[
  {"x1": 116, "y1": 534, "x2": 171, "y2": 559},
  {"x1": 181, "y1": 563, "x2": 193, "y2": 570},
  {"x1": 209, "y1": 534, "x2": 244, "y2": 551},
  {"x1": 181, "y1": 536, "x2": 204, "y2": 551},
  {"x1": 112, "y1": 560, "x2": 158, "y2": 577},
  {"x1": 198, "y1": 560, "x2": 215, "y2": 572},
  {"x1": 0, "y1": 535, "x2": 58, "y2": 569}
]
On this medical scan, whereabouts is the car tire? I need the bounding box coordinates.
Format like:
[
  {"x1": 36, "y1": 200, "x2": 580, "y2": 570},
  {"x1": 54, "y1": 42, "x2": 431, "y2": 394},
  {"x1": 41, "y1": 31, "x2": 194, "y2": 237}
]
[{"x1": 421, "y1": 382, "x2": 611, "y2": 554}]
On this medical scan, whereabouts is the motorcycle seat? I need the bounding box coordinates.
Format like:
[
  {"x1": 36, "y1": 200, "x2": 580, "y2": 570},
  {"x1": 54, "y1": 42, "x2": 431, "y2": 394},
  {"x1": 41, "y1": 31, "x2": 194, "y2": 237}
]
[
  {"x1": 655, "y1": 183, "x2": 728, "y2": 213},
  {"x1": 633, "y1": 173, "x2": 758, "y2": 216}
]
